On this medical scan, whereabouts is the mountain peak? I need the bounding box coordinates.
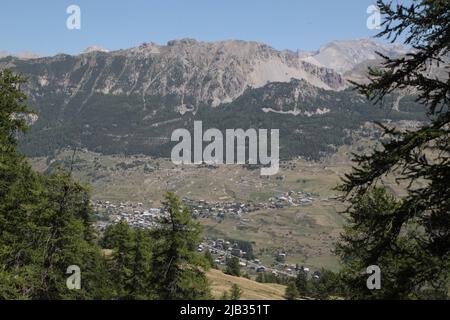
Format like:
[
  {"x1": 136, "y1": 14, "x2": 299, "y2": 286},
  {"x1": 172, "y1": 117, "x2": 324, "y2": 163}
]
[
  {"x1": 82, "y1": 46, "x2": 110, "y2": 54},
  {"x1": 301, "y1": 38, "x2": 409, "y2": 74}
]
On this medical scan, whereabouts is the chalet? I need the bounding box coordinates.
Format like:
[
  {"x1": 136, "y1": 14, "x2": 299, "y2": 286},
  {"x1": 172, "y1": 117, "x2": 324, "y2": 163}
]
[{"x1": 256, "y1": 266, "x2": 266, "y2": 273}]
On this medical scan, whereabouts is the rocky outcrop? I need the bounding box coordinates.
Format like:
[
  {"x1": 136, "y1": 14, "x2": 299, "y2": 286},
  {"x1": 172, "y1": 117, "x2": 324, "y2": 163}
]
[{"x1": 1, "y1": 39, "x2": 346, "y2": 114}]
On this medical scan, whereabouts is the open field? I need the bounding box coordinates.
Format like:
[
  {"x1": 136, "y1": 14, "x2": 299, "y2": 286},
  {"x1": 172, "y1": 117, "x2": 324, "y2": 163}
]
[{"x1": 207, "y1": 269, "x2": 286, "y2": 300}]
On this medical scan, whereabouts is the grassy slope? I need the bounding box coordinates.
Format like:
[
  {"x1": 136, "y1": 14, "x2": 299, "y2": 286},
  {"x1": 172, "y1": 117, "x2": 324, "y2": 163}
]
[{"x1": 207, "y1": 268, "x2": 286, "y2": 300}]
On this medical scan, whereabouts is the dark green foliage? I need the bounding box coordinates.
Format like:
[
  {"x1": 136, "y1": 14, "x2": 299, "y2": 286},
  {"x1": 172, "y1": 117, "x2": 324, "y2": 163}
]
[
  {"x1": 225, "y1": 257, "x2": 241, "y2": 277},
  {"x1": 0, "y1": 69, "x2": 29, "y2": 149},
  {"x1": 308, "y1": 269, "x2": 341, "y2": 300},
  {"x1": 256, "y1": 272, "x2": 291, "y2": 285},
  {"x1": 100, "y1": 195, "x2": 213, "y2": 300},
  {"x1": 295, "y1": 271, "x2": 308, "y2": 295},
  {"x1": 204, "y1": 249, "x2": 216, "y2": 268},
  {"x1": 105, "y1": 221, "x2": 135, "y2": 298},
  {"x1": 221, "y1": 284, "x2": 242, "y2": 300},
  {"x1": 150, "y1": 192, "x2": 211, "y2": 300},
  {"x1": 338, "y1": 0, "x2": 450, "y2": 299},
  {"x1": 0, "y1": 70, "x2": 211, "y2": 300},
  {"x1": 35, "y1": 173, "x2": 108, "y2": 299},
  {"x1": 101, "y1": 221, "x2": 133, "y2": 250},
  {"x1": 284, "y1": 281, "x2": 299, "y2": 300},
  {"x1": 0, "y1": 69, "x2": 109, "y2": 299},
  {"x1": 227, "y1": 239, "x2": 255, "y2": 260},
  {"x1": 126, "y1": 228, "x2": 153, "y2": 299},
  {"x1": 104, "y1": 225, "x2": 154, "y2": 300},
  {"x1": 255, "y1": 268, "x2": 341, "y2": 300}
]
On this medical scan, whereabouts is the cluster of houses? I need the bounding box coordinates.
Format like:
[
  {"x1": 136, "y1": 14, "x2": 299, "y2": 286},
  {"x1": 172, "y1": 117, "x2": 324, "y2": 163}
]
[
  {"x1": 93, "y1": 198, "x2": 260, "y2": 229},
  {"x1": 110, "y1": 208, "x2": 163, "y2": 229},
  {"x1": 182, "y1": 198, "x2": 257, "y2": 219},
  {"x1": 265, "y1": 191, "x2": 314, "y2": 209},
  {"x1": 199, "y1": 238, "x2": 319, "y2": 278},
  {"x1": 93, "y1": 200, "x2": 167, "y2": 229},
  {"x1": 198, "y1": 238, "x2": 267, "y2": 273},
  {"x1": 200, "y1": 238, "x2": 249, "y2": 257},
  {"x1": 93, "y1": 199, "x2": 322, "y2": 280},
  {"x1": 182, "y1": 191, "x2": 314, "y2": 219},
  {"x1": 93, "y1": 190, "x2": 315, "y2": 230}
]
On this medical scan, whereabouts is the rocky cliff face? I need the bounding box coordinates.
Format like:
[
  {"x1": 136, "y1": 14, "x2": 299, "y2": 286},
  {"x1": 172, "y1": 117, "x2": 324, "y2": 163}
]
[{"x1": 1, "y1": 39, "x2": 346, "y2": 115}]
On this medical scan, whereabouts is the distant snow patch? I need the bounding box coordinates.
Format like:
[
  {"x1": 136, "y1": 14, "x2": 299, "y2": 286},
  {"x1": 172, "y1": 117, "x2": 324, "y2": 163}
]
[{"x1": 262, "y1": 107, "x2": 330, "y2": 117}]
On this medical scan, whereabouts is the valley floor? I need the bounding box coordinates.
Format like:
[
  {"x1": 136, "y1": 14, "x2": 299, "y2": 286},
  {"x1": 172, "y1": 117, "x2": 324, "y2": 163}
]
[{"x1": 29, "y1": 138, "x2": 409, "y2": 272}]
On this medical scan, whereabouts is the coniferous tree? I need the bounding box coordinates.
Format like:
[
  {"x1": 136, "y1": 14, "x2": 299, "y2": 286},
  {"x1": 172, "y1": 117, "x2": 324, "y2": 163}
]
[
  {"x1": 107, "y1": 221, "x2": 135, "y2": 299},
  {"x1": 230, "y1": 284, "x2": 242, "y2": 300},
  {"x1": 0, "y1": 70, "x2": 35, "y2": 298},
  {"x1": 295, "y1": 270, "x2": 308, "y2": 296},
  {"x1": 127, "y1": 228, "x2": 153, "y2": 299},
  {"x1": 338, "y1": 0, "x2": 450, "y2": 299},
  {"x1": 225, "y1": 257, "x2": 241, "y2": 277},
  {"x1": 0, "y1": 69, "x2": 109, "y2": 299},
  {"x1": 284, "y1": 281, "x2": 299, "y2": 300},
  {"x1": 309, "y1": 269, "x2": 340, "y2": 300},
  {"x1": 204, "y1": 249, "x2": 215, "y2": 268},
  {"x1": 151, "y1": 192, "x2": 211, "y2": 300}
]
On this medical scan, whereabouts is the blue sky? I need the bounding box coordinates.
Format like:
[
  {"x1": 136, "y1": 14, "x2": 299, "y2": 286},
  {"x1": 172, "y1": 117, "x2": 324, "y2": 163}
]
[{"x1": 1, "y1": 0, "x2": 386, "y2": 55}]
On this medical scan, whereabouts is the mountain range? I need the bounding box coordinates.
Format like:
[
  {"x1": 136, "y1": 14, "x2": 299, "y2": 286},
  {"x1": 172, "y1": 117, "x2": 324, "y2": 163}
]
[
  {"x1": 0, "y1": 38, "x2": 424, "y2": 160},
  {"x1": 0, "y1": 51, "x2": 42, "y2": 60}
]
